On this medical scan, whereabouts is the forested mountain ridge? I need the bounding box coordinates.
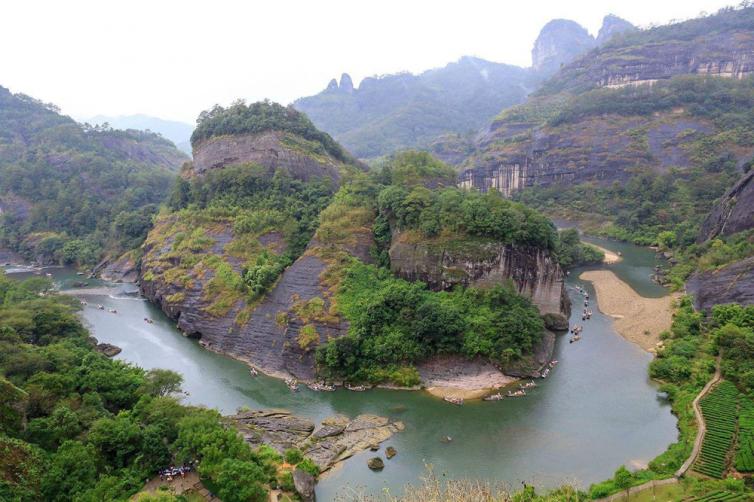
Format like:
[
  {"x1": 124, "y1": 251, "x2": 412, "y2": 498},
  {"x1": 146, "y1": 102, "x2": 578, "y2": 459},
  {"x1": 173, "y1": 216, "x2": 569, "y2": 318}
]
[
  {"x1": 0, "y1": 85, "x2": 188, "y2": 267},
  {"x1": 86, "y1": 114, "x2": 194, "y2": 154},
  {"x1": 294, "y1": 15, "x2": 634, "y2": 160}
]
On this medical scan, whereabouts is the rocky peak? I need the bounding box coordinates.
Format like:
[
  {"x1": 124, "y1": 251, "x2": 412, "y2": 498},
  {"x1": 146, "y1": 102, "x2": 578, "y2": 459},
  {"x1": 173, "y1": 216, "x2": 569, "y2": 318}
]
[
  {"x1": 596, "y1": 14, "x2": 636, "y2": 45},
  {"x1": 339, "y1": 73, "x2": 354, "y2": 93},
  {"x1": 325, "y1": 78, "x2": 338, "y2": 92},
  {"x1": 531, "y1": 19, "x2": 596, "y2": 75}
]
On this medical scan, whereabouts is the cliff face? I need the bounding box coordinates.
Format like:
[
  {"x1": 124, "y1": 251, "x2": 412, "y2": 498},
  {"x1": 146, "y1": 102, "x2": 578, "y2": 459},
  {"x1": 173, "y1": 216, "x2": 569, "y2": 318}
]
[
  {"x1": 388, "y1": 233, "x2": 569, "y2": 321},
  {"x1": 686, "y1": 256, "x2": 754, "y2": 311},
  {"x1": 698, "y1": 169, "x2": 754, "y2": 242},
  {"x1": 461, "y1": 114, "x2": 713, "y2": 194},
  {"x1": 460, "y1": 8, "x2": 754, "y2": 195},
  {"x1": 542, "y1": 10, "x2": 754, "y2": 94},
  {"x1": 192, "y1": 131, "x2": 346, "y2": 183},
  {"x1": 595, "y1": 14, "x2": 636, "y2": 45},
  {"x1": 140, "y1": 224, "x2": 352, "y2": 381}
]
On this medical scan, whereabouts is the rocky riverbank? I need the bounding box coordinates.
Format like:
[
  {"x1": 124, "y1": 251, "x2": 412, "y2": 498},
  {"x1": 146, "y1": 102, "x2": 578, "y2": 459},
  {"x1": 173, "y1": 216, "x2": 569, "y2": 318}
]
[
  {"x1": 228, "y1": 409, "x2": 403, "y2": 473},
  {"x1": 579, "y1": 269, "x2": 674, "y2": 351}
]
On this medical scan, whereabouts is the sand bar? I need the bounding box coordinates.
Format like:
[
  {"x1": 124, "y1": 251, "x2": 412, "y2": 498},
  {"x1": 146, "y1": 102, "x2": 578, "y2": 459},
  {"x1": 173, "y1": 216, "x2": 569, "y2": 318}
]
[
  {"x1": 417, "y1": 355, "x2": 517, "y2": 400},
  {"x1": 588, "y1": 244, "x2": 622, "y2": 264},
  {"x1": 579, "y1": 269, "x2": 674, "y2": 351}
]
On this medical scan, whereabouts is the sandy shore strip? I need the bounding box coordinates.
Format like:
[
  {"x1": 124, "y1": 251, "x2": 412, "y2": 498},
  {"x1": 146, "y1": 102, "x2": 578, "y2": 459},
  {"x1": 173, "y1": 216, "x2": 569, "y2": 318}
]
[
  {"x1": 417, "y1": 355, "x2": 517, "y2": 400},
  {"x1": 579, "y1": 270, "x2": 675, "y2": 351},
  {"x1": 587, "y1": 244, "x2": 622, "y2": 264}
]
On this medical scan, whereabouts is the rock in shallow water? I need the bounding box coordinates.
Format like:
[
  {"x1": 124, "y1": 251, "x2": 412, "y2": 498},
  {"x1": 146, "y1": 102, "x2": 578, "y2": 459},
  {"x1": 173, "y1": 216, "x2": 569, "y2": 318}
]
[
  {"x1": 367, "y1": 457, "x2": 385, "y2": 471},
  {"x1": 386, "y1": 446, "x2": 397, "y2": 459},
  {"x1": 96, "y1": 343, "x2": 122, "y2": 357}
]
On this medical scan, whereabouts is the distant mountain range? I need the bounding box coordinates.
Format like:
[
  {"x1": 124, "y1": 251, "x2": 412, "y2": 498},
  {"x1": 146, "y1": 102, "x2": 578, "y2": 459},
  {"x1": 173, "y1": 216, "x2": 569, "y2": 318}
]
[
  {"x1": 294, "y1": 15, "x2": 635, "y2": 159},
  {"x1": 85, "y1": 114, "x2": 194, "y2": 154}
]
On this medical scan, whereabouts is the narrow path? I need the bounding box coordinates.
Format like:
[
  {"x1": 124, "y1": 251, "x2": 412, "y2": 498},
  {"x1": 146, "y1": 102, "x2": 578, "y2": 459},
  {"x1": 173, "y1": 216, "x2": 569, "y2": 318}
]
[
  {"x1": 595, "y1": 358, "x2": 722, "y2": 502},
  {"x1": 675, "y1": 357, "x2": 722, "y2": 478}
]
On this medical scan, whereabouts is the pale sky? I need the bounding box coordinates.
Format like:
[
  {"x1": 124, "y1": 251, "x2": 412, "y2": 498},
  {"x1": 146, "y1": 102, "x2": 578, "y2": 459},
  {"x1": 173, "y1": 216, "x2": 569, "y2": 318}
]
[{"x1": 0, "y1": 0, "x2": 737, "y2": 124}]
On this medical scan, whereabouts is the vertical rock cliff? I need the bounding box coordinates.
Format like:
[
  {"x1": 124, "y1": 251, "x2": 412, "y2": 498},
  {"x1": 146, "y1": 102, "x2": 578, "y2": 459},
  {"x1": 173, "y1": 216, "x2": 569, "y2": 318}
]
[{"x1": 388, "y1": 233, "x2": 569, "y2": 323}]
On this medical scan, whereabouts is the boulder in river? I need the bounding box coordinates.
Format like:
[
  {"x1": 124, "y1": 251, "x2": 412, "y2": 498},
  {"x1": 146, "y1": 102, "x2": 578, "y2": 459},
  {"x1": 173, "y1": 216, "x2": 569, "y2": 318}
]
[
  {"x1": 385, "y1": 446, "x2": 397, "y2": 459},
  {"x1": 367, "y1": 457, "x2": 385, "y2": 471},
  {"x1": 292, "y1": 468, "x2": 316, "y2": 501},
  {"x1": 96, "y1": 343, "x2": 122, "y2": 357}
]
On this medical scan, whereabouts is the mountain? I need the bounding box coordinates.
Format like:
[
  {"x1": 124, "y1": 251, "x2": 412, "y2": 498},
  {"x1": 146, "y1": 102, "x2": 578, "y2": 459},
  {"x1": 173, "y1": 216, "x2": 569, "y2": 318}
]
[
  {"x1": 139, "y1": 101, "x2": 573, "y2": 387},
  {"x1": 530, "y1": 19, "x2": 596, "y2": 75},
  {"x1": 86, "y1": 114, "x2": 194, "y2": 153},
  {"x1": 295, "y1": 15, "x2": 634, "y2": 161},
  {"x1": 458, "y1": 5, "x2": 754, "y2": 308},
  {"x1": 0, "y1": 86, "x2": 189, "y2": 266}
]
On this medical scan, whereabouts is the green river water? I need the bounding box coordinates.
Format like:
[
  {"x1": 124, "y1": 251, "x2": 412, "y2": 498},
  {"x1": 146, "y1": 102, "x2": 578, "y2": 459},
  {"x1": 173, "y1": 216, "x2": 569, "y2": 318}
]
[{"x1": 4, "y1": 237, "x2": 677, "y2": 500}]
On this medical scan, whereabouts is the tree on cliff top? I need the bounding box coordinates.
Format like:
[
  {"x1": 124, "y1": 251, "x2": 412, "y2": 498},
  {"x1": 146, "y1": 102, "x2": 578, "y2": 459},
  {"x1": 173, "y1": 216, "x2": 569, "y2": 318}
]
[{"x1": 190, "y1": 100, "x2": 350, "y2": 162}]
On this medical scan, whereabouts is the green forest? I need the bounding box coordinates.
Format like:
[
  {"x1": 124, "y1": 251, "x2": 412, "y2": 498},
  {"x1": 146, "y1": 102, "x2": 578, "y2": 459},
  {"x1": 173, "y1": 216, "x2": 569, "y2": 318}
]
[
  {"x1": 0, "y1": 272, "x2": 320, "y2": 502},
  {"x1": 311, "y1": 151, "x2": 593, "y2": 385},
  {"x1": 0, "y1": 86, "x2": 185, "y2": 267}
]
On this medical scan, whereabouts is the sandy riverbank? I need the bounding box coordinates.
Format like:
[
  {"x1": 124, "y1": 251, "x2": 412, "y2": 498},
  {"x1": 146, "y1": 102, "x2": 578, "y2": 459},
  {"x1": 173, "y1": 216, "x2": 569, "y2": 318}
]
[
  {"x1": 579, "y1": 269, "x2": 675, "y2": 351},
  {"x1": 417, "y1": 355, "x2": 517, "y2": 400},
  {"x1": 588, "y1": 244, "x2": 622, "y2": 264}
]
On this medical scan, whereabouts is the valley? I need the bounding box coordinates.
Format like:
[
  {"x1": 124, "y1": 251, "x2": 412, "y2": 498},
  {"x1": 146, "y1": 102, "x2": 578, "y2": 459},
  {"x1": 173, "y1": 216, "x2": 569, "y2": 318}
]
[
  {"x1": 3, "y1": 239, "x2": 678, "y2": 500},
  {"x1": 3, "y1": 3, "x2": 754, "y2": 502}
]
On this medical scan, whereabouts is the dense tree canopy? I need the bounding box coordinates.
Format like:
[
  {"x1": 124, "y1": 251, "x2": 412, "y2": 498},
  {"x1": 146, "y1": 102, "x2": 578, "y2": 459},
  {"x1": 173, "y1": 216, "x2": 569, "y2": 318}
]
[{"x1": 0, "y1": 272, "x2": 289, "y2": 501}]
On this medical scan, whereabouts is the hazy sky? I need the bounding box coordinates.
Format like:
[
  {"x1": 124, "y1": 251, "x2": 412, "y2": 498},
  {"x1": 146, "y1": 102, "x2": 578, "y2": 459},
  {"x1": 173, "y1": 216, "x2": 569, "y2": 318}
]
[{"x1": 0, "y1": 0, "x2": 737, "y2": 124}]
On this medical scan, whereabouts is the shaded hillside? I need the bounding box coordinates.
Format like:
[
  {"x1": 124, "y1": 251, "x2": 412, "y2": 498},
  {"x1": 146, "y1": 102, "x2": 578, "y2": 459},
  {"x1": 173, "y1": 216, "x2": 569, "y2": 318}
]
[
  {"x1": 294, "y1": 15, "x2": 633, "y2": 160},
  {"x1": 87, "y1": 114, "x2": 194, "y2": 153},
  {"x1": 0, "y1": 86, "x2": 188, "y2": 266},
  {"x1": 461, "y1": 6, "x2": 754, "y2": 248}
]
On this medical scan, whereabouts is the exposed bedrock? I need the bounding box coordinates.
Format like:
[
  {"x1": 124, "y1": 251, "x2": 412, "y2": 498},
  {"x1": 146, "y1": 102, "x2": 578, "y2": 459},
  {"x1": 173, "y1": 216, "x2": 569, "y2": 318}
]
[
  {"x1": 229, "y1": 409, "x2": 404, "y2": 472},
  {"x1": 686, "y1": 256, "x2": 754, "y2": 311},
  {"x1": 140, "y1": 228, "x2": 348, "y2": 381},
  {"x1": 191, "y1": 131, "x2": 344, "y2": 183},
  {"x1": 388, "y1": 234, "x2": 570, "y2": 322},
  {"x1": 698, "y1": 169, "x2": 754, "y2": 242}
]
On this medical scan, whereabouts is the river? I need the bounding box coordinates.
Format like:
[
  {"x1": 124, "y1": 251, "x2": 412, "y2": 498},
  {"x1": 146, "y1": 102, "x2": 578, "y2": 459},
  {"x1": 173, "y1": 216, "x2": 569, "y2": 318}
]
[{"x1": 4, "y1": 239, "x2": 677, "y2": 501}]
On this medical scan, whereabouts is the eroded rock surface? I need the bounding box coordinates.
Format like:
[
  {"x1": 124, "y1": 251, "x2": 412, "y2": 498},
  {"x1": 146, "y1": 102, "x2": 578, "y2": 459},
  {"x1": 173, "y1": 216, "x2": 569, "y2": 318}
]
[
  {"x1": 229, "y1": 410, "x2": 403, "y2": 472},
  {"x1": 389, "y1": 234, "x2": 569, "y2": 319},
  {"x1": 192, "y1": 131, "x2": 346, "y2": 183},
  {"x1": 687, "y1": 256, "x2": 754, "y2": 310},
  {"x1": 698, "y1": 169, "x2": 754, "y2": 242}
]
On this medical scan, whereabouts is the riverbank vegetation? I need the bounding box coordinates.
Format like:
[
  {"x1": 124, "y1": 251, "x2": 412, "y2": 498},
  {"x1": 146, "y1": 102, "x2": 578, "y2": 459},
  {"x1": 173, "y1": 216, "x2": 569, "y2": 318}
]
[
  {"x1": 0, "y1": 271, "x2": 299, "y2": 501},
  {"x1": 588, "y1": 300, "x2": 754, "y2": 498},
  {"x1": 316, "y1": 261, "x2": 545, "y2": 385}
]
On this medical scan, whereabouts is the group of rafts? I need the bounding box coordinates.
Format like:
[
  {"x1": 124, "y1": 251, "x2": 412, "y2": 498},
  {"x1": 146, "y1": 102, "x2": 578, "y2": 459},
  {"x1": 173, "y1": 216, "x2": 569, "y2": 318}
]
[
  {"x1": 79, "y1": 300, "x2": 118, "y2": 315},
  {"x1": 570, "y1": 285, "x2": 593, "y2": 344},
  {"x1": 247, "y1": 369, "x2": 368, "y2": 393}
]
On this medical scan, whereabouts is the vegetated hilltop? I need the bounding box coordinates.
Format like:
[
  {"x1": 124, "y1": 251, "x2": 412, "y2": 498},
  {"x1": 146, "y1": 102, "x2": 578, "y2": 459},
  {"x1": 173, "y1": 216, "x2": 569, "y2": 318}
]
[
  {"x1": 0, "y1": 86, "x2": 188, "y2": 267},
  {"x1": 294, "y1": 15, "x2": 634, "y2": 161},
  {"x1": 87, "y1": 114, "x2": 194, "y2": 154},
  {"x1": 460, "y1": 6, "x2": 754, "y2": 252},
  {"x1": 139, "y1": 101, "x2": 583, "y2": 386}
]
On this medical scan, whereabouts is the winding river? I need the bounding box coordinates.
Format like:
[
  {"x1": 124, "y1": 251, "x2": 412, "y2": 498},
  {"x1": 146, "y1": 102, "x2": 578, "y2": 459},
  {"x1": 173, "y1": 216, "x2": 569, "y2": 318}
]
[{"x1": 5, "y1": 237, "x2": 677, "y2": 500}]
